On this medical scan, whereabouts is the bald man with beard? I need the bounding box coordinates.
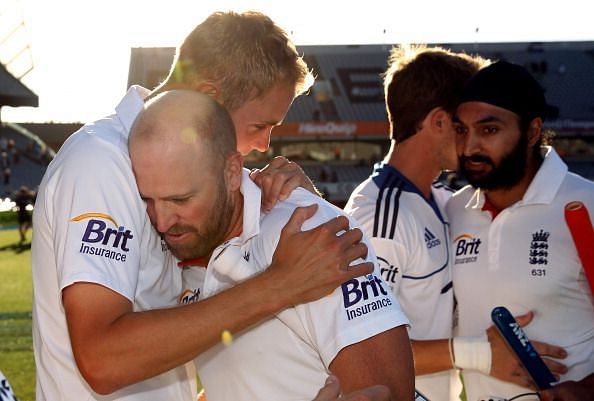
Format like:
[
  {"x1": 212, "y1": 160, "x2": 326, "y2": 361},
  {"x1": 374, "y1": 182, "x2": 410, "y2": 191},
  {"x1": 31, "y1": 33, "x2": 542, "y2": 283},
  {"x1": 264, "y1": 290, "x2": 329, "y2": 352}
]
[{"x1": 129, "y1": 90, "x2": 414, "y2": 401}]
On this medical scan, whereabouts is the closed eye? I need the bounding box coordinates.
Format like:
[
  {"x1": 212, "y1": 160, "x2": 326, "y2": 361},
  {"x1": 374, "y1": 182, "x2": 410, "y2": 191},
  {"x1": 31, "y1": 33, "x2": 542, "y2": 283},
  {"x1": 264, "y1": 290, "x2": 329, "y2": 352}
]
[
  {"x1": 252, "y1": 124, "x2": 268, "y2": 131},
  {"x1": 171, "y1": 197, "x2": 190, "y2": 204}
]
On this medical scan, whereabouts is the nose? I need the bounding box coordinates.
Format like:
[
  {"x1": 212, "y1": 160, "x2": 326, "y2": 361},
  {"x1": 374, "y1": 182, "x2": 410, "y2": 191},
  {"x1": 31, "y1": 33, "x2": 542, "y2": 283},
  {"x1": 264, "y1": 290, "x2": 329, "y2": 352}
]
[
  {"x1": 147, "y1": 201, "x2": 177, "y2": 234},
  {"x1": 457, "y1": 129, "x2": 479, "y2": 157},
  {"x1": 252, "y1": 130, "x2": 271, "y2": 153}
]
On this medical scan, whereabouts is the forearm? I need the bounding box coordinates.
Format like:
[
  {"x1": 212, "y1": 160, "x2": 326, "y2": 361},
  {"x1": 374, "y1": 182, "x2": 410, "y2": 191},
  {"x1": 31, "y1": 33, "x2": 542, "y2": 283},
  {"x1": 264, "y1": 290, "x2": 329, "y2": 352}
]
[
  {"x1": 71, "y1": 270, "x2": 287, "y2": 394},
  {"x1": 410, "y1": 339, "x2": 453, "y2": 375}
]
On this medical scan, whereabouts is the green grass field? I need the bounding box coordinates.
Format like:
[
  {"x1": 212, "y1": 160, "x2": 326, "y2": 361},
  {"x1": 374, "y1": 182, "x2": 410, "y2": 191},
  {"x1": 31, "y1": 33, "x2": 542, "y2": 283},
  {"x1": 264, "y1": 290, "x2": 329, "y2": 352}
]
[{"x1": 0, "y1": 228, "x2": 35, "y2": 401}]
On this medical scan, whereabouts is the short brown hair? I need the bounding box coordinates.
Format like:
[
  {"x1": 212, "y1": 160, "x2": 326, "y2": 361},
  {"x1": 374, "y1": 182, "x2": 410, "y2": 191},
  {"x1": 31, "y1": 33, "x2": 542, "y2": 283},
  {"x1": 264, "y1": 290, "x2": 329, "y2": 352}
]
[
  {"x1": 169, "y1": 11, "x2": 313, "y2": 111},
  {"x1": 384, "y1": 45, "x2": 488, "y2": 142}
]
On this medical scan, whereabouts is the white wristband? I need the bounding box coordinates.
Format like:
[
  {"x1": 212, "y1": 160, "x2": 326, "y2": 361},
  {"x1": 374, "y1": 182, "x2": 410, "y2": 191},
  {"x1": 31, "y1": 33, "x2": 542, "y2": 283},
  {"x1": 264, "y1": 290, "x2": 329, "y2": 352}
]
[{"x1": 452, "y1": 333, "x2": 491, "y2": 374}]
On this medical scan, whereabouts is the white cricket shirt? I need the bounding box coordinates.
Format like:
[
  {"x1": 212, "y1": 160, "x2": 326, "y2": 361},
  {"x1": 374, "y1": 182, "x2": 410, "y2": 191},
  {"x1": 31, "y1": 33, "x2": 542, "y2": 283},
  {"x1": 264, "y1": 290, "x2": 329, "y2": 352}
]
[
  {"x1": 447, "y1": 147, "x2": 594, "y2": 401},
  {"x1": 182, "y1": 170, "x2": 409, "y2": 401},
  {"x1": 32, "y1": 86, "x2": 196, "y2": 401},
  {"x1": 345, "y1": 163, "x2": 460, "y2": 401}
]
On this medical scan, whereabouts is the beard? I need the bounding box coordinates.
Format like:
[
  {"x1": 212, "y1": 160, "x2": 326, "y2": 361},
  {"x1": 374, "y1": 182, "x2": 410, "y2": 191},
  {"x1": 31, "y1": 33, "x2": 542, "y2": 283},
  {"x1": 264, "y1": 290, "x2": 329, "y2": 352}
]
[
  {"x1": 460, "y1": 133, "x2": 528, "y2": 190},
  {"x1": 164, "y1": 184, "x2": 234, "y2": 261}
]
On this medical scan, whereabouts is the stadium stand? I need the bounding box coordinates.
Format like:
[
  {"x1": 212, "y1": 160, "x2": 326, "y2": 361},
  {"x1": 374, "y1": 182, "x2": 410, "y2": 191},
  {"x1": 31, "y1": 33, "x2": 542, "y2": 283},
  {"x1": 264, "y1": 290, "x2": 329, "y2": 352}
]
[
  {"x1": 12, "y1": 41, "x2": 589, "y2": 207},
  {"x1": 289, "y1": 42, "x2": 594, "y2": 204},
  {"x1": 0, "y1": 57, "x2": 49, "y2": 201},
  {"x1": 0, "y1": 122, "x2": 54, "y2": 198},
  {"x1": 124, "y1": 42, "x2": 594, "y2": 205},
  {"x1": 0, "y1": 5, "x2": 46, "y2": 203}
]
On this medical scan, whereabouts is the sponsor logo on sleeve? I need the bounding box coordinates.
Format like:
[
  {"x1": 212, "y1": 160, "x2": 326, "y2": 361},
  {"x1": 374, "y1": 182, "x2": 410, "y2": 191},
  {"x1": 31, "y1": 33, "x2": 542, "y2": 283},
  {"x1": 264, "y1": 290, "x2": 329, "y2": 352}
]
[
  {"x1": 179, "y1": 288, "x2": 201, "y2": 305},
  {"x1": 454, "y1": 233, "x2": 481, "y2": 265},
  {"x1": 377, "y1": 256, "x2": 398, "y2": 285},
  {"x1": 341, "y1": 274, "x2": 392, "y2": 321},
  {"x1": 70, "y1": 213, "x2": 133, "y2": 263}
]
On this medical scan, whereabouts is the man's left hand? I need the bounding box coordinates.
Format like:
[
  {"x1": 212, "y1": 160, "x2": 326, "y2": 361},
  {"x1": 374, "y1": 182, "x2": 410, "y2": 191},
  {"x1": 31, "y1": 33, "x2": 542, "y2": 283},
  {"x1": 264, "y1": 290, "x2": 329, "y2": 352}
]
[{"x1": 250, "y1": 156, "x2": 319, "y2": 212}]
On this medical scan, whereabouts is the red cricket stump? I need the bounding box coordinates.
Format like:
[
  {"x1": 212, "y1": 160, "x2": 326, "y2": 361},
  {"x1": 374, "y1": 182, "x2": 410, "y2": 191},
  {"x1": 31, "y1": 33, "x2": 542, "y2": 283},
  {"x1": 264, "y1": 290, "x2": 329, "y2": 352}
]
[{"x1": 564, "y1": 201, "x2": 594, "y2": 294}]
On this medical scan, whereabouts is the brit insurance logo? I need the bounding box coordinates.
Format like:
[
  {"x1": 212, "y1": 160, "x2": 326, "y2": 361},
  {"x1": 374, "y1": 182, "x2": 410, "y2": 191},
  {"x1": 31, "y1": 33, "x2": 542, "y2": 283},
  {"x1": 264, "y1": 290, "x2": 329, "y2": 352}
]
[
  {"x1": 341, "y1": 274, "x2": 392, "y2": 321},
  {"x1": 377, "y1": 256, "x2": 398, "y2": 286},
  {"x1": 454, "y1": 234, "x2": 481, "y2": 265},
  {"x1": 70, "y1": 213, "x2": 134, "y2": 263},
  {"x1": 424, "y1": 227, "x2": 441, "y2": 249}
]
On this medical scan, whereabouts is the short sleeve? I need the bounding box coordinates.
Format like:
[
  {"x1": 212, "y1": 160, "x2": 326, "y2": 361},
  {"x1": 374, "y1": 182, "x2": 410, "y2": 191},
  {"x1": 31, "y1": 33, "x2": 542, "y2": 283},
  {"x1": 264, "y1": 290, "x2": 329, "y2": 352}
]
[
  {"x1": 259, "y1": 190, "x2": 409, "y2": 369},
  {"x1": 47, "y1": 135, "x2": 145, "y2": 301}
]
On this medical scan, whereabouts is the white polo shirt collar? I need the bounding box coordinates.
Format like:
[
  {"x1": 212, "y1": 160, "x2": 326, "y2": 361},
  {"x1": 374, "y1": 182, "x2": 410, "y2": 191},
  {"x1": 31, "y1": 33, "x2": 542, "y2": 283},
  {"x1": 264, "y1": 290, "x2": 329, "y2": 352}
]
[
  {"x1": 115, "y1": 85, "x2": 151, "y2": 135},
  {"x1": 200, "y1": 169, "x2": 262, "y2": 296},
  {"x1": 202, "y1": 168, "x2": 263, "y2": 256},
  {"x1": 235, "y1": 168, "x2": 262, "y2": 243},
  {"x1": 522, "y1": 146, "x2": 567, "y2": 205}
]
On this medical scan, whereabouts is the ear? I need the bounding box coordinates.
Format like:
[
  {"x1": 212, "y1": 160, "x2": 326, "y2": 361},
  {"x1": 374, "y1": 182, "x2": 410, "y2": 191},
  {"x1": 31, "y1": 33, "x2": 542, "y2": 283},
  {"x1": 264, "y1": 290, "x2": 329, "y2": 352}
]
[
  {"x1": 224, "y1": 151, "x2": 244, "y2": 191},
  {"x1": 428, "y1": 107, "x2": 450, "y2": 134},
  {"x1": 193, "y1": 81, "x2": 222, "y2": 104},
  {"x1": 527, "y1": 117, "x2": 543, "y2": 148}
]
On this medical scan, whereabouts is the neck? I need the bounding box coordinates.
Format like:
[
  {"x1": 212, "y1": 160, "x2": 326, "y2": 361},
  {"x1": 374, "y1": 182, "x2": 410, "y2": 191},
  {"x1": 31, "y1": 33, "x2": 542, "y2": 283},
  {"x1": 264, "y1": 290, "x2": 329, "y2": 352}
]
[
  {"x1": 385, "y1": 139, "x2": 441, "y2": 199},
  {"x1": 483, "y1": 154, "x2": 543, "y2": 211}
]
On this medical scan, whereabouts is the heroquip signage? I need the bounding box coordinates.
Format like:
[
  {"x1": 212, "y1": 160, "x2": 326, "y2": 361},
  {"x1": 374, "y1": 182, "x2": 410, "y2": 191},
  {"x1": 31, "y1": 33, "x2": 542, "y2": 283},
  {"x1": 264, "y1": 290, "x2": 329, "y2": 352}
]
[{"x1": 273, "y1": 121, "x2": 389, "y2": 138}]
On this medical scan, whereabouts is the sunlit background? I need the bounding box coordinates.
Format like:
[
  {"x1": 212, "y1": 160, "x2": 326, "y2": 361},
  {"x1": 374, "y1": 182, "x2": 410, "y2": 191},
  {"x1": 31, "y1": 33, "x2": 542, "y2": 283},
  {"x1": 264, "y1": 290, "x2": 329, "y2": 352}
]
[
  {"x1": 1, "y1": 4, "x2": 593, "y2": 401},
  {"x1": 1, "y1": 0, "x2": 593, "y2": 123}
]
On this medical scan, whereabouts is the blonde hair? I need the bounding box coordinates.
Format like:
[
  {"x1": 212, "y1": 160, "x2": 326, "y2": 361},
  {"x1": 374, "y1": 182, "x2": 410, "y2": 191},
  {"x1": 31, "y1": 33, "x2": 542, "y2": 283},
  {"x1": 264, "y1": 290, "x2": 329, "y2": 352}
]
[{"x1": 167, "y1": 11, "x2": 313, "y2": 111}]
